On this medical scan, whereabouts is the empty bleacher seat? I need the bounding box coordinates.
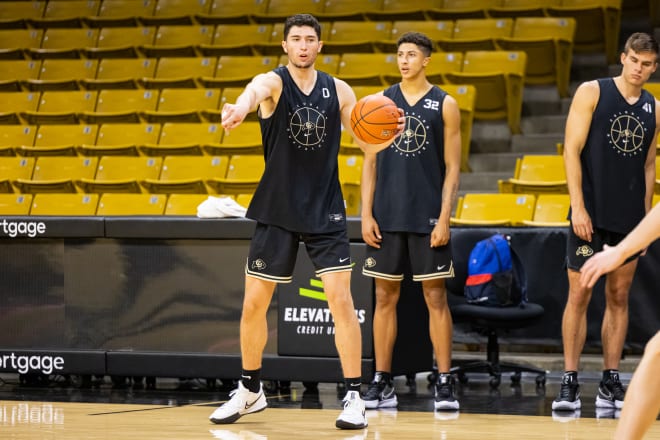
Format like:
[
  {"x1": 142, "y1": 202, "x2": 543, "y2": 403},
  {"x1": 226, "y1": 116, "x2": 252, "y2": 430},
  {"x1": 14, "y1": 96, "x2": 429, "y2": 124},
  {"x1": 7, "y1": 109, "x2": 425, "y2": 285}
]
[
  {"x1": 140, "y1": 0, "x2": 211, "y2": 26},
  {"x1": 0, "y1": 125, "x2": 38, "y2": 156},
  {"x1": 337, "y1": 53, "x2": 398, "y2": 86},
  {"x1": 199, "y1": 24, "x2": 273, "y2": 57},
  {"x1": 438, "y1": 18, "x2": 513, "y2": 53},
  {"x1": 441, "y1": 84, "x2": 476, "y2": 172},
  {"x1": 0, "y1": 193, "x2": 32, "y2": 215},
  {"x1": 196, "y1": 0, "x2": 265, "y2": 25},
  {"x1": 30, "y1": 0, "x2": 101, "y2": 29},
  {"x1": 498, "y1": 154, "x2": 567, "y2": 194},
  {"x1": 522, "y1": 193, "x2": 570, "y2": 226},
  {"x1": 140, "y1": 56, "x2": 217, "y2": 89},
  {"x1": 141, "y1": 155, "x2": 229, "y2": 193},
  {"x1": 81, "y1": 57, "x2": 157, "y2": 90},
  {"x1": 76, "y1": 156, "x2": 163, "y2": 194},
  {"x1": 204, "y1": 121, "x2": 263, "y2": 156},
  {"x1": 426, "y1": 0, "x2": 497, "y2": 20},
  {"x1": 323, "y1": 21, "x2": 392, "y2": 54},
  {"x1": 142, "y1": 87, "x2": 222, "y2": 123},
  {"x1": 21, "y1": 90, "x2": 98, "y2": 125},
  {"x1": 96, "y1": 193, "x2": 166, "y2": 215},
  {"x1": 141, "y1": 122, "x2": 222, "y2": 156},
  {"x1": 0, "y1": 1, "x2": 46, "y2": 30},
  {"x1": 0, "y1": 60, "x2": 42, "y2": 92},
  {"x1": 251, "y1": 0, "x2": 325, "y2": 24},
  {"x1": 85, "y1": 0, "x2": 156, "y2": 28},
  {"x1": 25, "y1": 59, "x2": 98, "y2": 92},
  {"x1": 18, "y1": 124, "x2": 98, "y2": 157},
  {"x1": 84, "y1": 26, "x2": 157, "y2": 59},
  {"x1": 28, "y1": 28, "x2": 99, "y2": 59},
  {"x1": 80, "y1": 122, "x2": 160, "y2": 156},
  {"x1": 0, "y1": 91, "x2": 40, "y2": 124},
  {"x1": 0, "y1": 157, "x2": 35, "y2": 193},
  {"x1": 164, "y1": 193, "x2": 210, "y2": 215},
  {"x1": 81, "y1": 88, "x2": 159, "y2": 124},
  {"x1": 30, "y1": 193, "x2": 99, "y2": 216},
  {"x1": 0, "y1": 29, "x2": 44, "y2": 60},
  {"x1": 337, "y1": 154, "x2": 363, "y2": 216},
  {"x1": 14, "y1": 156, "x2": 99, "y2": 193},
  {"x1": 445, "y1": 50, "x2": 527, "y2": 133},
  {"x1": 451, "y1": 193, "x2": 536, "y2": 226},
  {"x1": 201, "y1": 55, "x2": 278, "y2": 89},
  {"x1": 206, "y1": 154, "x2": 264, "y2": 195},
  {"x1": 140, "y1": 24, "x2": 214, "y2": 58}
]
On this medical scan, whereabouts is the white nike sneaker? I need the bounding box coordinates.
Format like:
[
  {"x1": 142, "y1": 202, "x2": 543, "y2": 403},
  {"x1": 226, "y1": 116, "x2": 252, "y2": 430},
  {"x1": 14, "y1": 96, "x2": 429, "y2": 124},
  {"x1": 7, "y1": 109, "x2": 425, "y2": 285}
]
[
  {"x1": 209, "y1": 382, "x2": 267, "y2": 424},
  {"x1": 336, "y1": 390, "x2": 368, "y2": 430}
]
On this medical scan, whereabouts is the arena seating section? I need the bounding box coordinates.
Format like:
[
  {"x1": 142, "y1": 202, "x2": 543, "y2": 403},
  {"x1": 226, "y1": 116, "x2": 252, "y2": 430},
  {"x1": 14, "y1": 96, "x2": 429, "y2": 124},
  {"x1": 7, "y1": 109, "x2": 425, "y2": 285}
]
[{"x1": 0, "y1": 0, "x2": 628, "y2": 219}]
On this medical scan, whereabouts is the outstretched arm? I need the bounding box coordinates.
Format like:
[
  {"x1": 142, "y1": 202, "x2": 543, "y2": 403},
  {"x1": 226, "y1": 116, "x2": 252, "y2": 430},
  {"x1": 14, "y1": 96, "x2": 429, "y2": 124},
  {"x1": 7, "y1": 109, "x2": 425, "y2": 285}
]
[{"x1": 221, "y1": 72, "x2": 281, "y2": 132}]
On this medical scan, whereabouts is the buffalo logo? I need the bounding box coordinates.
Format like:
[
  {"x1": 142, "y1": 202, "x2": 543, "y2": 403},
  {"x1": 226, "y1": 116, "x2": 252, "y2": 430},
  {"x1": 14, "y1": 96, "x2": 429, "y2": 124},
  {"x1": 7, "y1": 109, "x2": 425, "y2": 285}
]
[
  {"x1": 251, "y1": 259, "x2": 267, "y2": 270},
  {"x1": 364, "y1": 257, "x2": 377, "y2": 269},
  {"x1": 576, "y1": 245, "x2": 594, "y2": 257}
]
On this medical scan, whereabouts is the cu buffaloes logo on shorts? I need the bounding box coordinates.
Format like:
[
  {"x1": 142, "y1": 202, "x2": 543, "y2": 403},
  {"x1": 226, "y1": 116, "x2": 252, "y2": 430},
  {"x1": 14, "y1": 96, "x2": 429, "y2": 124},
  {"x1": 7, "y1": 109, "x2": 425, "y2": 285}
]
[
  {"x1": 576, "y1": 245, "x2": 594, "y2": 257},
  {"x1": 364, "y1": 257, "x2": 377, "y2": 269},
  {"x1": 251, "y1": 259, "x2": 267, "y2": 270}
]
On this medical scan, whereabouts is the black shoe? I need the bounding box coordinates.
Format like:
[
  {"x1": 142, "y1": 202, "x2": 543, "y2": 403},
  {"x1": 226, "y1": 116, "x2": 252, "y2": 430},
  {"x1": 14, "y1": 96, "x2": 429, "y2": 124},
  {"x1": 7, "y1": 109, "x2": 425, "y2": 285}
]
[
  {"x1": 552, "y1": 373, "x2": 581, "y2": 411},
  {"x1": 595, "y1": 372, "x2": 625, "y2": 409},
  {"x1": 363, "y1": 375, "x2": 397, "y2": 409},
  {"x1": 434, "y1": 375, "x2": 459, "y2": 411}
]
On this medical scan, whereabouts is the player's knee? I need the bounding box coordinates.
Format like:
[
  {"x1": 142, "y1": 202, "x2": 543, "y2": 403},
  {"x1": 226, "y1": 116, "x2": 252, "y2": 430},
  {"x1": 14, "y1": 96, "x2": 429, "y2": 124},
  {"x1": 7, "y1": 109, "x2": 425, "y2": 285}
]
[{"x1": 644, "y1": 331, "x2": 660, "y2": 357}]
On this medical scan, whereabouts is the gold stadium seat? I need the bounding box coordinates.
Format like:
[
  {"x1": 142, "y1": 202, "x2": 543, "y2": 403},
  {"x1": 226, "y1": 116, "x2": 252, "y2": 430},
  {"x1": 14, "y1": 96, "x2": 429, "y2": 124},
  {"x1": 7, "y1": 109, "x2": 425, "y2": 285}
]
[
  {"x1": 0, "y1": 29, "x2": 43, "y2": 60},
  {"x1": 546, "y1": 0, "x2": 622, "y2": 65},
  {"x1": 96, "y1": 193, "x2": 166, "y2": 215},
  {"x1": 81, "y1": 88, "x2": 159, "y2": 124},
  {"x1": 205, "y1": 121, "x2": 263, "y2": 156},
  {"x1": 201, "y1": 55, "x2": 279, "y2": 89},
  {"x1": 140, "y1": 56, "x2": 217, "y2": 89},
  {"x1": 0, "y1": 193, "x2": 33, "y2": 215},
  {"x1": 77, "y1": 156, "x2": 163, "y2": 193},
  {"x1": 252, "y1": 22, "x2": 287, "y2": 56},
  {"x1": 207, "y1": 154, "x2": 264, "y2": 195},
  {"x1": 0, "y1": 60, "x2": 41, "y2": 92},
  {"x1": 251, "y1": 0, "x2": 325, "y2": 24},
  {"x1": 140, "y1": 24, "x2": 214, "y2": 58},
  {"x1": 323, "y1": 21, "x2": 393, "y2": 54},
  {"x1": 141, "y1": 155, "x2": 229, "y2": 193},
  {"x1": 0, "y1": 125, "x2": 38, "y2": 156},
  {"x1": 21, "y1": 90, "x2": 98, "y2": 125},
  {"x1": 85, "y1": 0, "x2": 156, "y2": 27},
  {"x1": 441, "y1": 84, "x2": 476, "y2": 172},
  {"x1": 380, "y1": 20, "x2": 453, "y2": 53},
  {"x1": 84, "y1": 26, "x2": 157, "y2": 59},
  {"x1": 498, "y1": 154, "x2": 567, "y2": 194},
  {"x1": 81, "y1": 122, "x2": 160, "y2": 156},
  {"x1": 164, "y1": 193, "x2": 210, "y2": 215},
  {"x1": 337, "y1": 53, "x2": 398, "y2": 87},
  {"x1": 496, "y1": 17, "x2": 576, "y2": 98},
  {"x1": 488, "y1": 0, "x2": 559, "y2": 18},
  {"x1": 81, "y1": 57, "x2": 158, "y2": 90},
  {"x1": 18, "y1": 124, "x2": 98, "y2": 157},
  {"x1": 196, "y1": 0, "x2": 267, "y2": 25},
  {"x1": 365, "y1": 0, "x2": 441, "y2": 21},
  {"x1": 437, "y1": 18, "x2": 513, "y2": 52},
  {"x1": 0, "y1": 91, "x2": 40, "y2": 124},
  {"x1": 142, "y1": 87, "x2": 222, "y2": 123},
  {"x1": 199, "y1": 24, "x2": 273, "y2": 57},
  {"x1": 141, "y1": 122, "x2": 222, "y2": 156},
  {"x1": 14, "y1": 156, "x2": 99, "y2": 193},
  {"x1": 384, "y1": 51, "x2": 463, "y2": 85},
  {"x1": 278, "y1": 54, "x2": 340, "y2": 75},
  {"x1": 522, "y1": 193, "x2": 570, "y2": 227},
  {"x1": 0, "y1": 1, "x2": 46, "y2": 30},
  {"x1": 317, "y1": 0, "x2": 381, "y2": 21},
  {"x1": 30, "y1": 193, "x2": 99, "y2": 216},
  {"x1": 235, "y1": 193, "x2": 253, "y2": 208},
  {"x1": 445, "y1": 50, "x2": 526, "y2": 133},
  {"x1": 0, "y1": 157, "x2": 35, "y2": 193},
  {"x1": 28, "y1": 28, "x2": 100, "y2": 60},
  {"x1": 140, "y1": 0, "x2": 211, "y2": 26},
  {"x1": 29, "y1": 0, "x2": 101, "y2": 29},
  {"x1": 218, "y1": 86, "x2": 259, "y2": 122},
  {"x1": 451, "y1": 193, "x2": 536, "y2": 226},
  {"x1": 426, "y1": 0, "x2": 496, "y2": 20},
  {"x1": 337, "y1": 154, "x2": 363, "y2": 216},
  {"x1": 25, "y1": 59, "x2": 99, "y2": 92}
]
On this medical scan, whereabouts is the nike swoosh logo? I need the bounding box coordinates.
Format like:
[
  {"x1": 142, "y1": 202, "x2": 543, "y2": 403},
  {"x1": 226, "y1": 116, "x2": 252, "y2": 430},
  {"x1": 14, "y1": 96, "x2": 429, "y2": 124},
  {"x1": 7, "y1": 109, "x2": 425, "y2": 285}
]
[
  {"x1": 437, "y1": 265, "x2": 446, "y2": 271},
  {"x1": 244, "y1": 393, "x2": 263, "y2": 409},
  {"x1": 339, "y1": 257, "x2": 350, "y2": 263}
]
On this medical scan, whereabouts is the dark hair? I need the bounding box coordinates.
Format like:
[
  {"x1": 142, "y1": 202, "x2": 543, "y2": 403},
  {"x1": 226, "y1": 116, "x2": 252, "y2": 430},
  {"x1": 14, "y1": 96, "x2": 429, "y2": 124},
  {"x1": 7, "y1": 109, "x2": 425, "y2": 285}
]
[
  {"x1": 283, "y1": 14, "x2": 321, "y2": 40},
  {"x1": 397, "y1": 31, "x2": 434, "y2": 57},
  {"x1": 624, "y1": 32, "x2": 660, "y2": 59}
]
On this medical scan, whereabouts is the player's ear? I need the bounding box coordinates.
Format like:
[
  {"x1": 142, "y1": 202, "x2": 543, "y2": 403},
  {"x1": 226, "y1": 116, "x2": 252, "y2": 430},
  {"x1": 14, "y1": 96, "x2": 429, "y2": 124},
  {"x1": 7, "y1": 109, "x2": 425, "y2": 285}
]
[
  {"x1": 318, "y1": 40, "x2": 323, "y2": 52},
  {"x1": 282, "y1": 41, "x2": 287, "y2": 53}
]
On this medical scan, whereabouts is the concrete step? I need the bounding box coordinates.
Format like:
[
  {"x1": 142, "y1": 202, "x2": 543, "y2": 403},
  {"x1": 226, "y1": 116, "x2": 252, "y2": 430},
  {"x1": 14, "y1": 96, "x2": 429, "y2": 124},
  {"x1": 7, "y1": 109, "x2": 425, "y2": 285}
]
[
  {"x1": 470, "y1": 120, "x2": 511, "y2": 154},
  {"x1": 459, "y1": 171, "x2": 511, "y2": 193},
  {"x1": 468, "y1": 152, "x2": 520, "y2": 173},
  {"x1": 511, "y1": 133, "x2": 564, "y2": 154}
]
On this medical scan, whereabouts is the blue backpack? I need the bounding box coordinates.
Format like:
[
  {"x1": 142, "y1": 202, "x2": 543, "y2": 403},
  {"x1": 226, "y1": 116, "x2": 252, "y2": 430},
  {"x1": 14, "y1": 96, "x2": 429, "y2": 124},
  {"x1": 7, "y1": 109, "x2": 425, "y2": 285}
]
[{"x1": 464, "y1": 234, "x2": 528, "y2": 307}]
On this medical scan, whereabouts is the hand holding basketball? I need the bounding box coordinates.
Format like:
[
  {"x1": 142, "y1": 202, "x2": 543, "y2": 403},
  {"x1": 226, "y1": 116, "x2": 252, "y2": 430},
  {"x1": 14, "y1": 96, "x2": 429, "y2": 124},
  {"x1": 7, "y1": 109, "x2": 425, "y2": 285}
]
[{"x1": 350, "y1": 94, "x2": 401, "y2": 144}]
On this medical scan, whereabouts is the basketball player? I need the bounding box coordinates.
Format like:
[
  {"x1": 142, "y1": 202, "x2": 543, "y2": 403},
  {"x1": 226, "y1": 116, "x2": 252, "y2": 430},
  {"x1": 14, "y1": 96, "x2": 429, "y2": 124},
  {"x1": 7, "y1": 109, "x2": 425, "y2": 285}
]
[
  {"x1": 208, "y1": 14, "x2": 403, "y2": 430},
  {"x1": 360, "y1": 32, "x2": 461, "y2": 411},
  {"x1": 552, "y1": 32, "x2": 660, "y2": 412},
  {"x1": 580, "y1": 202, "x2": 660, "y2": 440}
]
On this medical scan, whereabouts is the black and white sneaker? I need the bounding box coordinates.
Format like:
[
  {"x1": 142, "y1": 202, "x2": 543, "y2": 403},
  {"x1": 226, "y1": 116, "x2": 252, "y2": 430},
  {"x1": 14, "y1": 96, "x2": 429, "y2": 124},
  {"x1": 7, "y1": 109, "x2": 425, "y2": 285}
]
[
  {"x1": 363, "y1": 374, "x2": 397, "y2": 409},
  {"x1": 595, "y1": 372, "x2": 625, "y2": 409},
  {"x1": 434, "y1": 375, "x2": 459, "y2": 411},
  {"x1": 552, "y1": 373, "x2": 581, "y2": 411}
]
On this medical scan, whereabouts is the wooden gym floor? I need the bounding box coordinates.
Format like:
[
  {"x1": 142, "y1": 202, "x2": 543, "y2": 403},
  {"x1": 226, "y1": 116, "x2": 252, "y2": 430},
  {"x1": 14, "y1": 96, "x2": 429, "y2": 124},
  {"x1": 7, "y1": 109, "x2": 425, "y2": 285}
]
[{"x1": 1, "y1": 371, "x2": 659, "y2": 439}]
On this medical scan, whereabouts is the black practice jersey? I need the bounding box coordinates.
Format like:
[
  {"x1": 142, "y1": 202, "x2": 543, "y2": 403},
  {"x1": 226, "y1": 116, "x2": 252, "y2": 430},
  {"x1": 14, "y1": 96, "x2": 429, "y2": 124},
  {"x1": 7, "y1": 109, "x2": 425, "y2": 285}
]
[
  {"x1": 372, "y1": 84, "x2": 448, "y2": 233},
  {"x1": 577, "y1": 78, "x2": 656, "y2": 233},
  {"x1": 246, "y1": 66, "x2": 346, "y2": 233}
]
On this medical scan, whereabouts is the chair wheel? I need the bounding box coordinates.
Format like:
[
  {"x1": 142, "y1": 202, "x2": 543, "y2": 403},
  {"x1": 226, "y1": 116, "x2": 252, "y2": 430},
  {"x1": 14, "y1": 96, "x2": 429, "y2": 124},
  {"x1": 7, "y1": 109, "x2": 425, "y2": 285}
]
[
  {"x1": 510, "y1": 372, "x2": 521, "y2": 384},
  {"x1": 489, "y1": 375, "x2": 501, "y2": 388}
]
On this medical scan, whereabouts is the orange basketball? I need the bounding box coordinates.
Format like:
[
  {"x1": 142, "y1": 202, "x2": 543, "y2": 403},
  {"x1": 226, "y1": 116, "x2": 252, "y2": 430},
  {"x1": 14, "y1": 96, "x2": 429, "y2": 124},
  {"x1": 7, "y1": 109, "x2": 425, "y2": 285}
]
[{"x1": 350, "y1": 94, "x2": 399, "y2": 144}]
